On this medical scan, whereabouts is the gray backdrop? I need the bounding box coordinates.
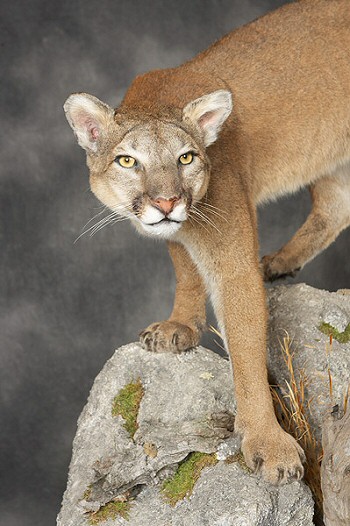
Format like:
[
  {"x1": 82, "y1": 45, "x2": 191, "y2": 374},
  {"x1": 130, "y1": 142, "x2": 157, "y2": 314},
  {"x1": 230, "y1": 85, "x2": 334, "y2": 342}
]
[{"x1": 1, "y1": 1, "x2": 349, "y2": 525}]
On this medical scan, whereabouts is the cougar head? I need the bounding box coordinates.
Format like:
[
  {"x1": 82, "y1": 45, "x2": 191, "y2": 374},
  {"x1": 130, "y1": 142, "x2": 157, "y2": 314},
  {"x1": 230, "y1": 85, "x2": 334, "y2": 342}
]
[{"x1": 64, "y1": 89, "x2": 232, "y2": 239}]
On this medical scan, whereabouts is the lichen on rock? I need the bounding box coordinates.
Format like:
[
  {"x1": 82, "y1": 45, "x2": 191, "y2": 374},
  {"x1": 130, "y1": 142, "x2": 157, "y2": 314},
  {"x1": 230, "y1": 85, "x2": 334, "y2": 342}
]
[
  {"x1": 111, "y1": 378, "x2": 144, "y2": 438},
  {"x1": 224, "y1": 451, "x2": 251, "y2": 472},
  {"x1": 161, "y1": 452, "x2": 217, "y2": 506},
  {"x1": 87, "y1": 500, "x2": 131, "y2": 524},
  {"x1": 319, "y1": 321, "x2": 350, "y2": 344}
]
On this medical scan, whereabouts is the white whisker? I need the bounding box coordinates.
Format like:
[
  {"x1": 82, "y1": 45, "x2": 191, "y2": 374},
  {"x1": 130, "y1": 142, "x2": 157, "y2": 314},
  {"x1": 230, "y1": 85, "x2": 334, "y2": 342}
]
[
  {"x1": 188, "y1": 210, "x2": 210, "y2": 234},
  {"x1": 197, "y1": 203, "x2": 228, "y2": 222},
  {"x1": 81, "y1": 207, "x2": 108, "y2": 231},
  {"x1": 74, "y1": 202, "x2": 132, "y2": 243},
  {"x1": 191, "y1": 205, "x2": 222, "y2": 234},
  {"x1": 200, "y1": 201, "x2": 228, "y2": 214}
]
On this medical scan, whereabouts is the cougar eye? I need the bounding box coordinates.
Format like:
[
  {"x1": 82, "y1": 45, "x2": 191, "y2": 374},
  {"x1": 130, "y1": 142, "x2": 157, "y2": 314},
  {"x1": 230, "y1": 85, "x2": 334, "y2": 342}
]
[
  {"x1": 115, "y1": 155, "x2": 137, "y2": 168},
  {"x1": 179, "y1": 152, "x2": 194, "y2": 165}
]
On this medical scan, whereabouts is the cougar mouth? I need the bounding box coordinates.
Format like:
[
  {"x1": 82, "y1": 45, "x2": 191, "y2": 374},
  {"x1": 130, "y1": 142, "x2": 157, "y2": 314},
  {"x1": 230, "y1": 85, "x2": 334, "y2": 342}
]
[
  {"x1": 136, "y1": 214, "x2": 184, "y2": 238},
  {"x1": 149, "y1": 217, "x2": 181, "y2": 226}
]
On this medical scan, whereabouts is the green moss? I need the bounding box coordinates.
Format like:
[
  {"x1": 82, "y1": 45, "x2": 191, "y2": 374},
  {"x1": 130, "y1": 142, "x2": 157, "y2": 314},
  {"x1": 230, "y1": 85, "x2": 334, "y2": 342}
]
[
  {"x1": 319, "y1": 322, "x2": 350, "y2": 344},
  {"x1": 88, "y1": 501, "x2": 130, "y2": 524},
  {"x1": 112, "y1": 379, "x2": 144, "y2": 438},
  {"x1": 83, "y1": 485, "x2": 92, "y2": 501},
  {"x1": 162, "y1": 452, "x2": 217, "y2": 506}
]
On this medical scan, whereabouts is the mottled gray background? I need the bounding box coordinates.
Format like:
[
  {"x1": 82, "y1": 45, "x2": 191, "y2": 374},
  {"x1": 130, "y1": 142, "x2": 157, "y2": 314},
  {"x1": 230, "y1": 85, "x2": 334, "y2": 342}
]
[{"x1": 1, "y1": 1, "x2": 349, "y2": 525}]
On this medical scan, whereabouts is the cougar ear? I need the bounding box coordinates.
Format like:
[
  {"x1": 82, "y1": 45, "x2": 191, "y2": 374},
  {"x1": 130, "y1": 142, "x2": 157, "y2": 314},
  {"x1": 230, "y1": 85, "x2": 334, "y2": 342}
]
[
  {"x1": 183, "y1": 90, "x2": 232, "y2": 147},
  {"x1": 63, "y1": 93, "x2": 114, "y2": 153}
]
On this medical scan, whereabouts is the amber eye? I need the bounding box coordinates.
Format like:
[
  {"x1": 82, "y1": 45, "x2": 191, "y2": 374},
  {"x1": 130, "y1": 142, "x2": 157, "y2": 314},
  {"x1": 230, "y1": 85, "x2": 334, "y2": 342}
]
[
  {"x1": 179, "y1": 152, "x2": 194, "y2": 165},
  {"x1": 115, "y1": 155, "x2": 137, "y2": 168}
]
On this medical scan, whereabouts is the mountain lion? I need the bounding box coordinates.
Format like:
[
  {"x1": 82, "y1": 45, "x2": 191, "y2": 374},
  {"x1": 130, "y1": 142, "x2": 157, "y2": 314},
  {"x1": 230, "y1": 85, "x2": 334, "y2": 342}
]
[{"x1": 64, "y1": 0, "x2": 350, "y2": 484}]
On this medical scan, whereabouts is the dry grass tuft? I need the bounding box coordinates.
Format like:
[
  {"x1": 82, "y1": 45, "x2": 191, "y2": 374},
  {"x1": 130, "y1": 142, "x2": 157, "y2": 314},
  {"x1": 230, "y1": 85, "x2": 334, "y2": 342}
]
[
  {"x1": 270, "y1": 333, "x2": 323, "y2": 513},
  {"x1": 343, "y1": 384, "x2": 349, "y2": 416},
  {"x1": 209, "y1": 324, "x2": 226, "y2": 352}
]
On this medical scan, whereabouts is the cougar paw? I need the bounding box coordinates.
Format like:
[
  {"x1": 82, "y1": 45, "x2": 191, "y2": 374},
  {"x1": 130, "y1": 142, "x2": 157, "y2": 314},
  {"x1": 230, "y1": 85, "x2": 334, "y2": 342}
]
[
  {"x1": 261, "y1": 253, "x2": 301, "y2": 283},
  {"x1": 241, "y1": 427, "x2": 305, "y2": 485},
  {"x1": 140, "y1": 321, "x2": 200, "y2": 354}
]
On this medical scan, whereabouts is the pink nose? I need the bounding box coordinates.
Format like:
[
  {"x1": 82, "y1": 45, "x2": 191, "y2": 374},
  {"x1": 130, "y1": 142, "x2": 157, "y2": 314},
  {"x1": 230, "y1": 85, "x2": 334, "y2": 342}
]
[{"x1": 152, "y1": 196, "x2": 179, "y2": 215}]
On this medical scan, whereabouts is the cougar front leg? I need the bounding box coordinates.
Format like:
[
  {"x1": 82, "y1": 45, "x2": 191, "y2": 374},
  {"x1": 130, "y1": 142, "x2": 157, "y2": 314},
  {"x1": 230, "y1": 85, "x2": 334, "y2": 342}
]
[
  {"x1": 140, "y1": 241, "x2": 207, "y2": 353},
  {"x1": 262, "y1": 171, "x2": 350, "y2": 281},
  {"x1": 203, "y1": 235, "x2": 305, "y2": 484}
]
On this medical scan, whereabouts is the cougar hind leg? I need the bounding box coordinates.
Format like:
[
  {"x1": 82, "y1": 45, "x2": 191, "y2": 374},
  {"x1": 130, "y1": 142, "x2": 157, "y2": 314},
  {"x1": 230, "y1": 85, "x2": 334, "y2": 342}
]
[{"x1": 262, "y1": 166, "x2": 350, "y2": 282}]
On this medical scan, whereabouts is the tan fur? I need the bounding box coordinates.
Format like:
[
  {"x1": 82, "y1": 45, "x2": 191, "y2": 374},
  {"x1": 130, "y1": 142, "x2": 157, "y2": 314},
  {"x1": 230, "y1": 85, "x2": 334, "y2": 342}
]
[{"x1": 64, "y1": 0, "x2": 350, "y2": 484}]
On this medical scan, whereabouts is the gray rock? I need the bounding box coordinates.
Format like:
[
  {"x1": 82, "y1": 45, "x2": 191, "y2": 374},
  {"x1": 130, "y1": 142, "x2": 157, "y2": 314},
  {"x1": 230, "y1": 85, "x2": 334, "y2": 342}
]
[
  {"x1": 321, "y1": 409, "x2": 350, "y2": 526},
  {"x1": 216, "y1": 435, "x2": 241, "y2": 461},
  {"x1": 267, "y1": 284, "x2": 350, "y2": 442},
  {"x1": 127, "y1": 463, "x2": 313, "y2": 526},
  {"x1": 58, "y1": 344, "x2": 237, "y2": 525},
  {"x1": 58, "y1": 284, "x2": 350, "y2": 525},
  {"x1": 57, "y1": 339, "x2": 313, "y2": 526},
  {"x1": 323, "y1": 307, "x2": 348, "y2": 333}
]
